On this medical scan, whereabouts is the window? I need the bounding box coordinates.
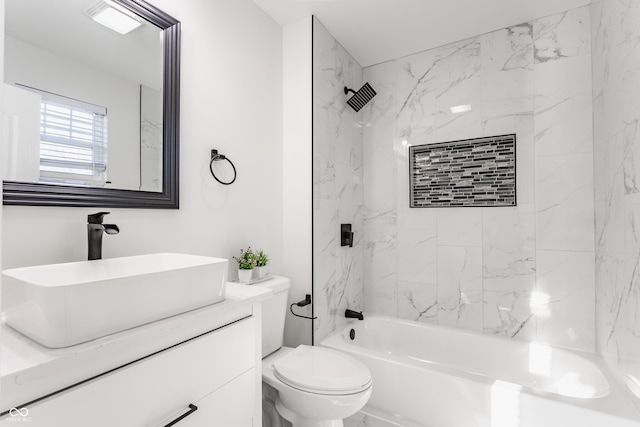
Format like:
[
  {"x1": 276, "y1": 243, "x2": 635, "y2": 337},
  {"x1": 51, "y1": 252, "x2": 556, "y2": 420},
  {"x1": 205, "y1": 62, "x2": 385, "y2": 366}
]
[{"x1": 38, "y1": 92, "x2": 108, "y2": 187}]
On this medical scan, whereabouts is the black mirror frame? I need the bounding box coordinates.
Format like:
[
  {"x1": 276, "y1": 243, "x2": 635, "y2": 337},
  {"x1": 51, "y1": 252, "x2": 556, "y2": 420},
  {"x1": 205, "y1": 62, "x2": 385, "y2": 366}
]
[{"x1": 2, "y1": 0, "x2": 180, "y2": 209}]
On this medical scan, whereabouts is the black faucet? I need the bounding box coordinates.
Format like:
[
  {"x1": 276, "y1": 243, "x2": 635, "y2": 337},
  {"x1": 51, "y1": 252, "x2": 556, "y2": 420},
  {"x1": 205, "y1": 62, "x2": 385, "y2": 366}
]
[
  {"x1": 345, "y1": 309, "x2": 364, "y2": 321},
  {"x1": 87, "y1": 212, "x2": 119, "y2": 260}
]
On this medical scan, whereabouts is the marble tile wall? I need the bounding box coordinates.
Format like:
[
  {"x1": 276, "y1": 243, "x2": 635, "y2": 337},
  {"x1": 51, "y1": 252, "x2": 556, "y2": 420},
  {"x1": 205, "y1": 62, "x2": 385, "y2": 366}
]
[
  {"x1": 140, "y1": 85, "x2": 163, "y2": 192},
  {"x1": 592, "y1": 0, "x2": 640, "y2": 408},
  {"x1": 362, "y1": 6, "x2": 596, "y2": 352},
  {"x1": 312, "y1": 18, "x2": 364, "y2": 343}
]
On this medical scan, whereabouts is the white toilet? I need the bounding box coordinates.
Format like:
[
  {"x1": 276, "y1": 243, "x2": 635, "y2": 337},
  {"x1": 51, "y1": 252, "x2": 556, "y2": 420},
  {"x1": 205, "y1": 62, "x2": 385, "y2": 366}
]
[{"x1": 255, "y1": 276, "x2": 372, "y2": 427}]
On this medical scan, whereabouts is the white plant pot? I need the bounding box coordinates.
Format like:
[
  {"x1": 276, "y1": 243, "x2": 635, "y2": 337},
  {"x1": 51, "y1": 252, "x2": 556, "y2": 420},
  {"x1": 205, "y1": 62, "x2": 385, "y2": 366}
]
[
  {"x1": 254, "y1": 266, "x2": 268, "y2": 279},
  {"x1": 238, "y1": 269, "x2": 253, "y2": 283}
]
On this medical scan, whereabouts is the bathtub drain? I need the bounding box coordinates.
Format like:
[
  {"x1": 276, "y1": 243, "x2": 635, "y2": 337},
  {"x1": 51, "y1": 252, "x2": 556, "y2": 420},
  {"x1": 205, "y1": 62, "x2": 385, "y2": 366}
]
[{"x1": 349, "y1": 329, "x2": 355, "y2": 340}]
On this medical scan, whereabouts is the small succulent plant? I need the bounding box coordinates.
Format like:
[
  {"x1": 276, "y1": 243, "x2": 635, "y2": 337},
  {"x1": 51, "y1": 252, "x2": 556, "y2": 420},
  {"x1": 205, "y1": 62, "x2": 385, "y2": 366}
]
[
  {"x1": 233, "y1": 247, "x2": 256, "y2": 270},
  {"x1": 255, "y1": 249, "x2": 269, "y2": 267}
]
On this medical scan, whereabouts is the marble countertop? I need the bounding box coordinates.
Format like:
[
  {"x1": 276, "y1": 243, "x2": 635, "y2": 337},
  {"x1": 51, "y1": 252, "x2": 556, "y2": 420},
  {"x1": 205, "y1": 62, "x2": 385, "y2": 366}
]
[{"x1": 1, "y1": 282, "x2": 272, "y2": 412}]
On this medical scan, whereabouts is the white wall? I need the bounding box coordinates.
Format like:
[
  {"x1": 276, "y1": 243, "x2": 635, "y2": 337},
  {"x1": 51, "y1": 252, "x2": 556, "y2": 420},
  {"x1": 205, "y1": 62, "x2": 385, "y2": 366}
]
[
  {"x1": 3, "y1": 84, "x2": 40, "y2": 182},
  {"x1": 282, "y1": 17, "x2": 313, "y2": 346},
  {"x1": 1, "y1": 0, "x2": 285, "y2": 315}
]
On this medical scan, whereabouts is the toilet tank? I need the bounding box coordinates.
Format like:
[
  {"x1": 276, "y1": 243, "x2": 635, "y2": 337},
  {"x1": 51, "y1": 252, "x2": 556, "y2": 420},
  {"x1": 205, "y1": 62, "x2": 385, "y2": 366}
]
[{"x1": 251, "y1": 276, "x2": 290, "y2": 357}]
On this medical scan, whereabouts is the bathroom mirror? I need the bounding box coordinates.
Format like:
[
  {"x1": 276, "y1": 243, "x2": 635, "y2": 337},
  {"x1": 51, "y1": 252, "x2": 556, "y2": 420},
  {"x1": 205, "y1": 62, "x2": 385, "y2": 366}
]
[{"x1": 2, "y1": 0, "x2": 180, "y2": 208}]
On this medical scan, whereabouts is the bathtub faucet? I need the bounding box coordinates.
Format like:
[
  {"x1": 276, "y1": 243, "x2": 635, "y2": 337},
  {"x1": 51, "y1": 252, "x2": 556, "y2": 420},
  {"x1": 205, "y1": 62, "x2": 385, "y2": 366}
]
[{"x1": 345, "y1": 309, "x2": 363, "y2": 321}]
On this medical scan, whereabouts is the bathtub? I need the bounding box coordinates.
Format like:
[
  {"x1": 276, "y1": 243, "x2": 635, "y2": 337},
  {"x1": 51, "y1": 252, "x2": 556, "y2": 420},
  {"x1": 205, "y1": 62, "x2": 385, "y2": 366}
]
[{"x1": 321, "y1": 314, "x2": 640, "y2": 427}]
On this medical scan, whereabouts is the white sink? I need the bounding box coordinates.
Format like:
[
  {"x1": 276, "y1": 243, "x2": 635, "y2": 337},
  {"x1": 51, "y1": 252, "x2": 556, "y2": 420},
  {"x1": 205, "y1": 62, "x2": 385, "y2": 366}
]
[{"x1": 2, "y1": 253, "x2": 228, "y2": 348}]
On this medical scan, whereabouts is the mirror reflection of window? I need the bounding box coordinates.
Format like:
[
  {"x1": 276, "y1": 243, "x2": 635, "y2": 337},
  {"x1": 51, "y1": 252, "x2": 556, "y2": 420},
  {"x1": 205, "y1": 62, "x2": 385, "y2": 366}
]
[
  {"x1": 3, "y1": 0, "x2": 164, "y2": 192},
  {"x1": 4, "y1": 84, "x2": 109, "y2": 187},
  {"x1": 39, "y1": 91, "x2": 109, "y2": 187}
]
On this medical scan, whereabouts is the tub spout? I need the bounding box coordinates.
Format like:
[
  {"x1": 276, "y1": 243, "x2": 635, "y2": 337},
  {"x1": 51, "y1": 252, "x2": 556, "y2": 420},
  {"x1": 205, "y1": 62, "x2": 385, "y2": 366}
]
[{"x1": 345, "y1": 309, "x2": 363, "y2": 320}]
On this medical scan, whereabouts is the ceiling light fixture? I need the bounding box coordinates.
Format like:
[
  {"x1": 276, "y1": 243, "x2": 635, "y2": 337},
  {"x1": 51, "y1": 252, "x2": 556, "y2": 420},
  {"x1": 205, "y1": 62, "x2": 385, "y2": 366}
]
[{"x1": 85, "y1": 0, "x2": 143, "y2": 35}]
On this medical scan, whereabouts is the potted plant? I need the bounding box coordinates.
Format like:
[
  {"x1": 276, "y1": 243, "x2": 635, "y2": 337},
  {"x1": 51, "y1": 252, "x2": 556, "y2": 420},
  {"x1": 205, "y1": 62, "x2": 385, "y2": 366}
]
[
  {"x1": 233, "y1": 247, "x2": 255, "y2": 283},
  {"x1": 254, "y1": 249, "x2": 270, "y2": 279}
]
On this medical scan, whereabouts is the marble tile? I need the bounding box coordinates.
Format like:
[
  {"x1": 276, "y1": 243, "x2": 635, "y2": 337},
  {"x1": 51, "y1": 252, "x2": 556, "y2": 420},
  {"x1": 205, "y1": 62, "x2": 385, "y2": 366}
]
[
  {"x1": 593, "y1": 122, "x2": 627, "y2": 255},
  {"x1": 482, "y1": 23, "x2": 533, "y2": 73},
  {"x1": 363, "y1": 63, "x2": 397, "y2": 172},
  {"x1": 353, "y1": 172, "x2": 364, "y2": 207},
  {"x1": 344, "y1": 240, "x2": 365, "y2": 313},
  {"x1": 536, "y1": 250, "x2": 596, "y2": 351},
  {"x1": 395, "y1": 59, "x2": 438, "y2": 142},
  {"x1": 535, "y1": 152, "x2": 595, "y2": 252},
  {"x1": 313, "y1": 104, "x2": 339, "y2": 161},
  {"x1": 364, "y1": 167, "x2": 397, "y2": 212},
  {"x1": 335, "y1": 122, "x2": 361, "y2": 176},
  {"x1": 482, "y1": 204, "x2": 536, "y2": 293},
  {"x1": 618, "y1": 195, "x2": 640, "y2": 359},
  {"x1": 397, "y1": 207, "x2": 437, "y2": 284},
  {"x1": 363, "y1": 60, "x2": 396, "y2": 135},
  {"x1": 437, "y1": 246, "x2": 483, "y2": 332},
  {"x1": 313, "y1": 21, "x2": 362, "y2": 110},
  {"x1": 363, "y1": 207, "x2": 398, "y2": 316},
  {"x1": 395, "y1": 139, "x2": 411, "y2": 209},
  {"x1": 626, "y1": 192, "x2": 640, "y2": 256},
  {"x1": 313, "y1": 19, "x2": 364, "y2": 341},
  {"x1": 434, "y1": 76, "x2": 483, "y2": 143},
  {"x1": 335, "y1": 162, "x2": 356, "y2": 219},
  {"x1": 622, "y1": 117, "x2": 640, "y2": 196},
  {"x1": 481, "y1": 111, "x2": 535, "y2": 204},
  {"x1": 343, "y1": 205, "x2": 365, "y2": 312},
  {"x1": 316, "y1": 233, "x2": 364, "y2": 342},
  {"x1": 395, "y1": 126, "x2": 439, "y2": 205},
  {"x1": 533, "y1": 6, "x2": 591, "y2": 63},
  {"x1": 592, "y1": 0, "x2": 640, "y2": 410},
  {"x1": 313, "y1": 198, "x2": 339, "y2": 341},
  {"x1": 481, "y1": 23, "x2": 534, "y2": 103},
  {"x1": 437, "y1": 208, "x2": 482, "y2": 247},
  {"x1": 396, "y1": 37, "x2": 482, "y2": 140},
  {"x1": 595, "y1": 189, "x2": 626, "y2": 255},
  {"x1": 355, "y1": 5, "x2": 602, "y2": 353},
  {"x1": 483, "y1": 290, "x2": 536, "y2": 340},
  {"x1": 363, "y1": 241, "x2": 398, "y2": 316},
  {"x1": 595, "y1": 251, "x2": 628, "y2": 356},
  {"x1": 533, "y1": 54, "x2": 593, "y2": 157},
  {"x1": 432, "y1": 38, "x2": 482, "y2": 89},
  {"x1": 140, "y1": 85, "x2": 163, "y2": 192},
  {"x1": 397, "y1": 281, "x2": 438, "y2": 324}
]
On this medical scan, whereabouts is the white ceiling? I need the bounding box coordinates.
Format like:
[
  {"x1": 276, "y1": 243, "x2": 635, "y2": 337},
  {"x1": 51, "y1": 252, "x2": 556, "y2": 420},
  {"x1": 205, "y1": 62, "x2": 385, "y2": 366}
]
[{"x1": 252, "y1": 0, "x2": 592, "y2": 67}]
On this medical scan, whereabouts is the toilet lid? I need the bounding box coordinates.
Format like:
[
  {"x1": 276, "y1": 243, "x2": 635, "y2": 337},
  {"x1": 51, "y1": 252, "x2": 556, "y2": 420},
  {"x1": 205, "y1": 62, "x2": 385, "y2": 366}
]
[{"x1": 273, "y1": 345, "x2": 372, "y2": 395}]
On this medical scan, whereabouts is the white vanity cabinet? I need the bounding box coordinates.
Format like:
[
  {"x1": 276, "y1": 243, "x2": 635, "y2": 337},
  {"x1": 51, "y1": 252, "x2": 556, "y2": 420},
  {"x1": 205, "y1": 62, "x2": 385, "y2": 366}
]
[{"x1": 2, "y1": 316, "x2": 259, "y2": 427}]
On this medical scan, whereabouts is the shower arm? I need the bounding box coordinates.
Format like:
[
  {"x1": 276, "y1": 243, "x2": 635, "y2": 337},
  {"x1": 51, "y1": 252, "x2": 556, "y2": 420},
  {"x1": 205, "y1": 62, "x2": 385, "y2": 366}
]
[{"x1": 344, "y1": 87, "x2": 357, "y2": 96}]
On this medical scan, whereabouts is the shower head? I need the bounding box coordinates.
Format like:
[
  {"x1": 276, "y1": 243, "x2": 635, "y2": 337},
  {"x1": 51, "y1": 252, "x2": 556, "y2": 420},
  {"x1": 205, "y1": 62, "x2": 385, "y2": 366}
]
[{"x1": 344, "y1": 82, "x2": 376, "y2": 112}]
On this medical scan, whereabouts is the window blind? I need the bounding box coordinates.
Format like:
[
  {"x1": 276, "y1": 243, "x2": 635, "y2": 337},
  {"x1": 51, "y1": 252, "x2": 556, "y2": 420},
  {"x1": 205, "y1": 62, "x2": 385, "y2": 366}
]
[{"x1": 39, "y1": 96, "x2": 108, "y2": 186}]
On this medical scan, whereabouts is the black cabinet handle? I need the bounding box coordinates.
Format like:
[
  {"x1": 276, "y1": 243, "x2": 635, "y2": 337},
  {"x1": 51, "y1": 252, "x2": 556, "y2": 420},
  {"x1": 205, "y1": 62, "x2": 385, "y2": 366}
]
[{"x1": 163, "y1": 404, "x2": 198, "y2": 427}]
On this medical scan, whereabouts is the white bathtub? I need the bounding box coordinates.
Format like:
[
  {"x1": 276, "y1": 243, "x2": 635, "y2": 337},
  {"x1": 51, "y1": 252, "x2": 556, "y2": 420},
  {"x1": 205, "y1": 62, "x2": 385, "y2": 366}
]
[{"x1": 321, "y1": 314, "x2": 640, "y2": 427}]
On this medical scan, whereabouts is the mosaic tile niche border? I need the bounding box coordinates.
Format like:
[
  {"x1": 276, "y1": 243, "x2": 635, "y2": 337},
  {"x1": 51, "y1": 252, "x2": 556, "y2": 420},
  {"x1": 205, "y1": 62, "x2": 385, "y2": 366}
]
[{"x1": 409, "y1": 134, "x2": 516, "y2": 208}]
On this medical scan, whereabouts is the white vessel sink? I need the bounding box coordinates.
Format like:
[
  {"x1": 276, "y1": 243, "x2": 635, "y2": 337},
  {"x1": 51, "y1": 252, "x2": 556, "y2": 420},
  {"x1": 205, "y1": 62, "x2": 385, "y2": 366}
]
[{"x1": 2, "y1": 253, "x2": 228, "y2": 348}]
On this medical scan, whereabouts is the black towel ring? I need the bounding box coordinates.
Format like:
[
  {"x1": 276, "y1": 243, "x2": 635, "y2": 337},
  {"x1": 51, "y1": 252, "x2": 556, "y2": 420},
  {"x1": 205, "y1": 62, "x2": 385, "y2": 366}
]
[{"x1": 209, "y1": 149, "x2": 236, "y2": 185}]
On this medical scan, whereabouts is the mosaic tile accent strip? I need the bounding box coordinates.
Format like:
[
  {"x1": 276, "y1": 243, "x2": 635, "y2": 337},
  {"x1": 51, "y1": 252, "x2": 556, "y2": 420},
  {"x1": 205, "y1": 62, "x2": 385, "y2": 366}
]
[{"x1": 409, "y1": 134, "x2": 516, "y2": 207}]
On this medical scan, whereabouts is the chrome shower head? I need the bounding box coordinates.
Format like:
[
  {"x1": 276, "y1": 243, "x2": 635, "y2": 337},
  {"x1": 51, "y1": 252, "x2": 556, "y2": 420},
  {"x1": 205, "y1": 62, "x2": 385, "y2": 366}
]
[{"x1": 344, "y1": 82, "x2": 376, "y2": 112}]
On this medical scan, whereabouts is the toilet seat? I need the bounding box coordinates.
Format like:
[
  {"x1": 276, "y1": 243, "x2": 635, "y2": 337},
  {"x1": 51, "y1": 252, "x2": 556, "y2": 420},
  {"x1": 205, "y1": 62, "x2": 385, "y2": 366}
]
[{"x1": 273, "y1": 345, "x2": 372, "y2": 395}]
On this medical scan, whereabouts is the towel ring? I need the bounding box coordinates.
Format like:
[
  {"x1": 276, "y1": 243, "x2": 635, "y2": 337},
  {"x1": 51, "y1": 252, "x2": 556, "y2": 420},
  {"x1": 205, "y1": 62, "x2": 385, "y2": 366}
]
[{"x1": 209, "y1": 149, "x2": 236, "y2": 185}]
